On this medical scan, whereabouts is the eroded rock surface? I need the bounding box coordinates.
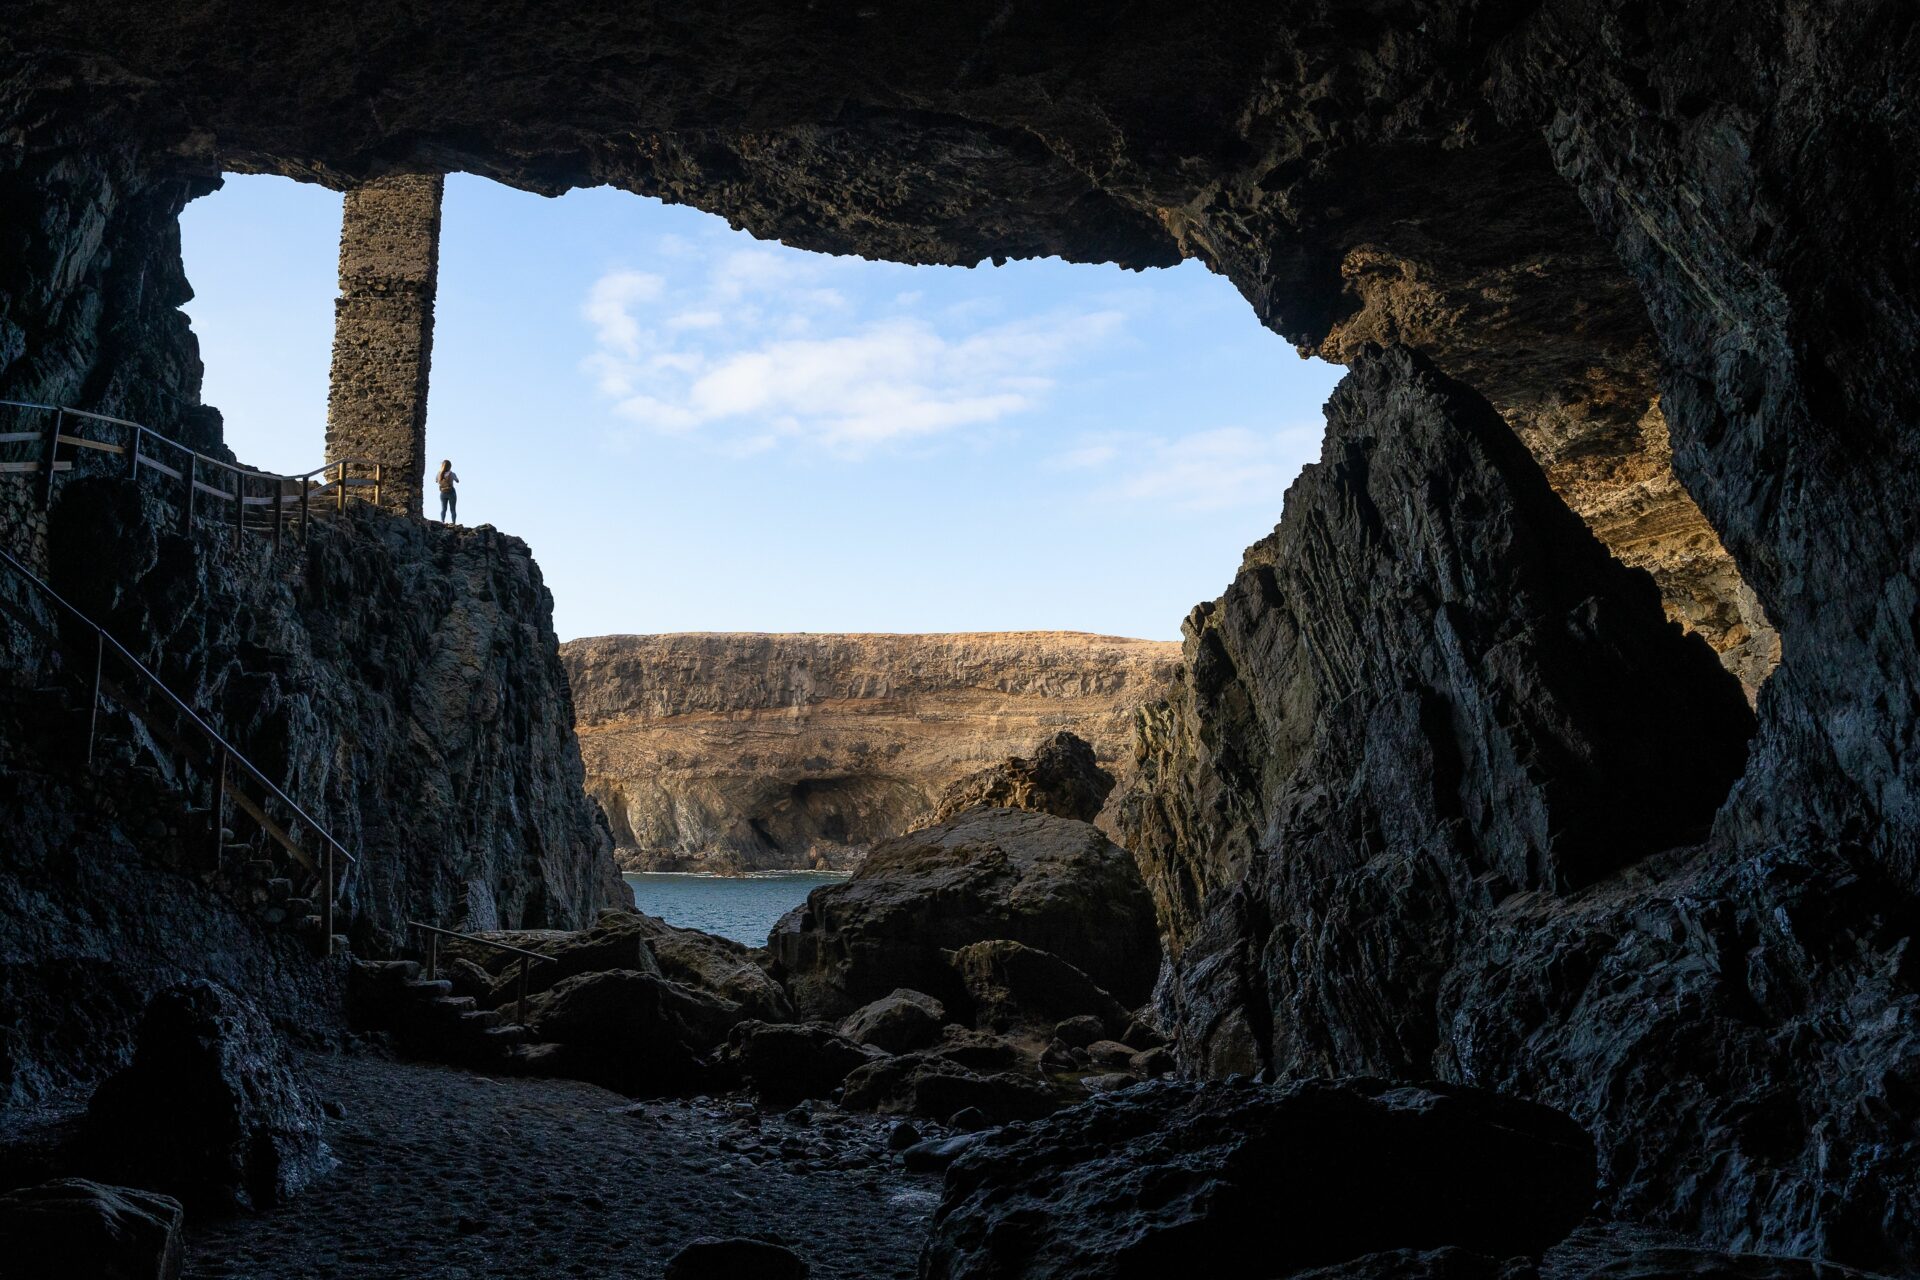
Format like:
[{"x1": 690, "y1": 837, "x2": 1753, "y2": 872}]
[
  {"x1": 768, "y1": 807, "x2": 1159, "y2": 1022},
  {"x1": 562, "y1": 633, "x2": 1177, "y2": 872}
]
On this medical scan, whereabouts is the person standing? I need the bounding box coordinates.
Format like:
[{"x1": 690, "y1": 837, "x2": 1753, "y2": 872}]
[{"x1": 437, "y1": 459, "x2": 459, "y2": 524}]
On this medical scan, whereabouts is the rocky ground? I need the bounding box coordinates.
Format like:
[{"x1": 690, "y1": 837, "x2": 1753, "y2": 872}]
[{"x1": 181, "y1": 1052, "x2": 943, "y2": 1280}]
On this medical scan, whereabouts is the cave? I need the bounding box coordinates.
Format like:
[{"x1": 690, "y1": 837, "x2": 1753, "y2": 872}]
[{"x1": 1, "y1": 3, "x2": 1916, "y2": 1278}]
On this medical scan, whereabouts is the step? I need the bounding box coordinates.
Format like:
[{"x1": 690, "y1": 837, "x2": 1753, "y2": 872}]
[
  {"x1": 479, "y1": 1024, "x2": 532, "y2": 1049},
  {"x1": 456, "y1": 1007, "x2": 505, "y2": 1032},
  {"x1": 424, "y1": 995, "x2": 479, "y2": 1018},
  {"x1": 353, "y1": 959, "x2": 422, "y2": 982},
  {"x1": 402, "y1": 978, "x2": 454, "y2": 999}
]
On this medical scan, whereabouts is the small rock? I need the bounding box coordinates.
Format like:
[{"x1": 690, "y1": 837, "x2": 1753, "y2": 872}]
[
  {"x1": 665, "y1": 1236, "x2": 809, "y2": 1280},
  {"x1": 1086, "y1": 1040, "x2": 1135, "y2": 1069},
  {"x1": 1053, "y1": 1015, "x2": 1107, "y2": 1048},
  {"x1": 1081, "y1": 1072, "x2": 1137, "y2": 1093},
  {"x1": 887, "y1": 1121, "x2": 923, "y2": 1152},
  {"x1": 902, "y1": 1132, "x2": 992, "y2": 1173},
  {"x1": 949, "y1": 1106, "x2": 990, "y2": 1131},
  {"x1": 1128, "y1": 1046, "x2": 1175, "y2": 1078},
  {"x1": 1120, "y1": 1016, "x2": 1165, "y2": 1050},
  {"x1": 839, "y1": 989, "x2": 948, "y2": 1054}
]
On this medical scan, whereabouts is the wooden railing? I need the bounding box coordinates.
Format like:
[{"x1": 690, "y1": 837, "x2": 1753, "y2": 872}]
[
  {"x1": 407, "y1": 921, "x2": 555, "y2": 1025},
  {"x1": 0, "y1": 399, "x2": 384, "y2": 548},
  {"x1": 0, "y1": 539, "x2": 359, "y2": 954}
]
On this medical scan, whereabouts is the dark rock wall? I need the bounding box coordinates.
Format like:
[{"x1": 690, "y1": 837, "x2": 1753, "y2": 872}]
[
  {"x1": 1, "y1": 472, "x2": 627, "y2": 1103},
  {"x1": 0, "y1": 80, "x2": 221, "y2": 449},
  {"x1": 44, "y1": 477, "x2": 628, "y2": 947},
  {"x1": 1120, "y1": 345, "x2": 1755, "y2": 1075},
  {"x1": 1489, "y1": 2, "x2": 1920, "y2": 877}
]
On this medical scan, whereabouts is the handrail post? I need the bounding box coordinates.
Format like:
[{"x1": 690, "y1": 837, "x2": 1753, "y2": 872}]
[
  {"x1": 86, "y1": 630, "x2": 103, "y2": 767},
  {"x1": 516, "y1": 956, "x2": 530, "y2": 1026},
  {"x1": 336, "y1": 462, "x2": 346, "y2": 515},
  {"x1": 426, "y1": 930, "x2": 439, "y2": 981},
  {"x1": 325, "y1": 844, "x2": 335, "y2": 958},
  {"x1": 300, "y1": 478, "x2": 310, "y2": 544},
  {"x1": 127, "y1": 425, "x2": 141, "y2": 481},
  {"x1": 372, "y1": 463, "x2": 382, "y2": 509},
  {"x1": 272, "y1": 483, "x2": 284, "y2": 551},
  {"x1": 181, "y1": 452, "x2": 196, "y2": 536},
  {"x1": 232, "y1": 469, "x2": 244, "y2": 552},
  {"x1": 41, "y1": 409, "x2": 62, "y2": 508},
  {"x1": 209, "y1": 745, "x2": 228, "y2": 868}
]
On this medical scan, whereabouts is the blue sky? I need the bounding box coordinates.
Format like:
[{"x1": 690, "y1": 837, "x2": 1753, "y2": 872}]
[{"x1": 179, "y1": 174, "x2": 1340, "y2": 641}]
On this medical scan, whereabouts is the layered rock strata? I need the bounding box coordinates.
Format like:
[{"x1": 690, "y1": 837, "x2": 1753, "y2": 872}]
[
  {"x1": 1122, "y1": 347, "x2": 1917, "y2": 1265},
  {"x1": 562, "y1": 634, "x2": 1178, "y2": 873}
]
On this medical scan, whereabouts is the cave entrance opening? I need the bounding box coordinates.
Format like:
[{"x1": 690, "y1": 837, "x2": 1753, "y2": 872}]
[{"x1": 179, "y1": 171, "x2": 1345, "y2": 650}]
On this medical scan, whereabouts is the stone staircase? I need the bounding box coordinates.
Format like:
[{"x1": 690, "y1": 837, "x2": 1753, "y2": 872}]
[{"x1": 346, "y1": 959, "x2": 557, "y2": 1069}]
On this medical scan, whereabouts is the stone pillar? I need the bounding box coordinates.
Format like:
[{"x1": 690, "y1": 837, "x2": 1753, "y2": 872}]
[{"x1": 325, "y1": 174, "x2": 443, "y2": 516}]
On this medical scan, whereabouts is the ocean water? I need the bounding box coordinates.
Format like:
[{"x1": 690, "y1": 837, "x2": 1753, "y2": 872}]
[{"x1": 623, "y1": 871, "x2": 849, "y2": 947}]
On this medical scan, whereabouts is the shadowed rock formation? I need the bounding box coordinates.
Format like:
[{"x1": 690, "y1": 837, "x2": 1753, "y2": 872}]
[
  {"x1": 83, "y1": 981, "x2": 330, "y2": 1214},
  {"x1": 921, "y1": 1077, "x2": 1598, "y2": 1280},
  {"x1": 562, "y1": 633, "x2": 1177, "y2": 872}
]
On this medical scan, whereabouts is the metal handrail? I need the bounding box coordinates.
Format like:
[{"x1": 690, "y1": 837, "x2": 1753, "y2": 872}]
[
  {"x1": 0, "y1": 539, "x2": 357, "y2": 953},
  {"x1": 0, "y1": 399, "x2": 386, "y2": 545},
  {"x1": 407, "y1": 920, "x2": 556, "y2": 1025},
  {"x1": 0, "y1": 398, "x2": 382, "y2": 482}
]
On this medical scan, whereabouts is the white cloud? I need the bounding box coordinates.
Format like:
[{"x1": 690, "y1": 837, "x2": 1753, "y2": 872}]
[
  {"x1": 580, "y1": 246, "x2": 1124, "y2": 456},
  {"x1": 583, "y1": 270, "x2": 665, "y2": 359},
  {"x1": 1055, "y1": 424, "x2": 1323, "y2": 512}
]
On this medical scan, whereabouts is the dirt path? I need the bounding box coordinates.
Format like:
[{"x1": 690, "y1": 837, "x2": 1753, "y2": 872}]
[{"x1": 184, "y1": 1052, "x2": 942, "y2": 1279}]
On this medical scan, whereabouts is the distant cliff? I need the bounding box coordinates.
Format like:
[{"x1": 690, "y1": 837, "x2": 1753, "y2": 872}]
[{"x1": 561, "y1": 632, "x2": 1181, "y2": 874}]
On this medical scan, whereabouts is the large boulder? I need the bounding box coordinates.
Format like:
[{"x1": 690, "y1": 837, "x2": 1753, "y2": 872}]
[
  {"x1": 83, "y1": 982, "x2": 331, "y2": 1213},
  {"x1": 665, "y1": 1237, "x2": 810, "y2": 1280},
  {"x1": 926, "y1": 731, "x2": 1116, "y2": 826},
  {"x1": 448, "y1": 914, "x2": 661, "y2": 1006},
  {"x1": 524, "y1": 969, "x2": 746, "y2": 1095},
  {"x1": 0, "y1": 1179, "x2": 185, "y2": 1280},
  {"x1": 839, "y1": 989, "x2": 948, "y2": 1054},
  {"x1": 946, "y1": 940, "x2": 1130, "y2": 1039},
  {"x1": 461, "y1": 910, "x2": 793, "y2": 1022},
  {"x1": 719, "y1": 1021, "x2": 885, "y2": 1105},
  {"x1": 769, "y1": 807, "x2": 1159, "y2": 1021},
  {"x1": 921, "y1": 1077, "x2": 1596, "y2": 1280},
  {"x1": 629, "y1": 912, "x2": 795, "y2": 1023}
]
